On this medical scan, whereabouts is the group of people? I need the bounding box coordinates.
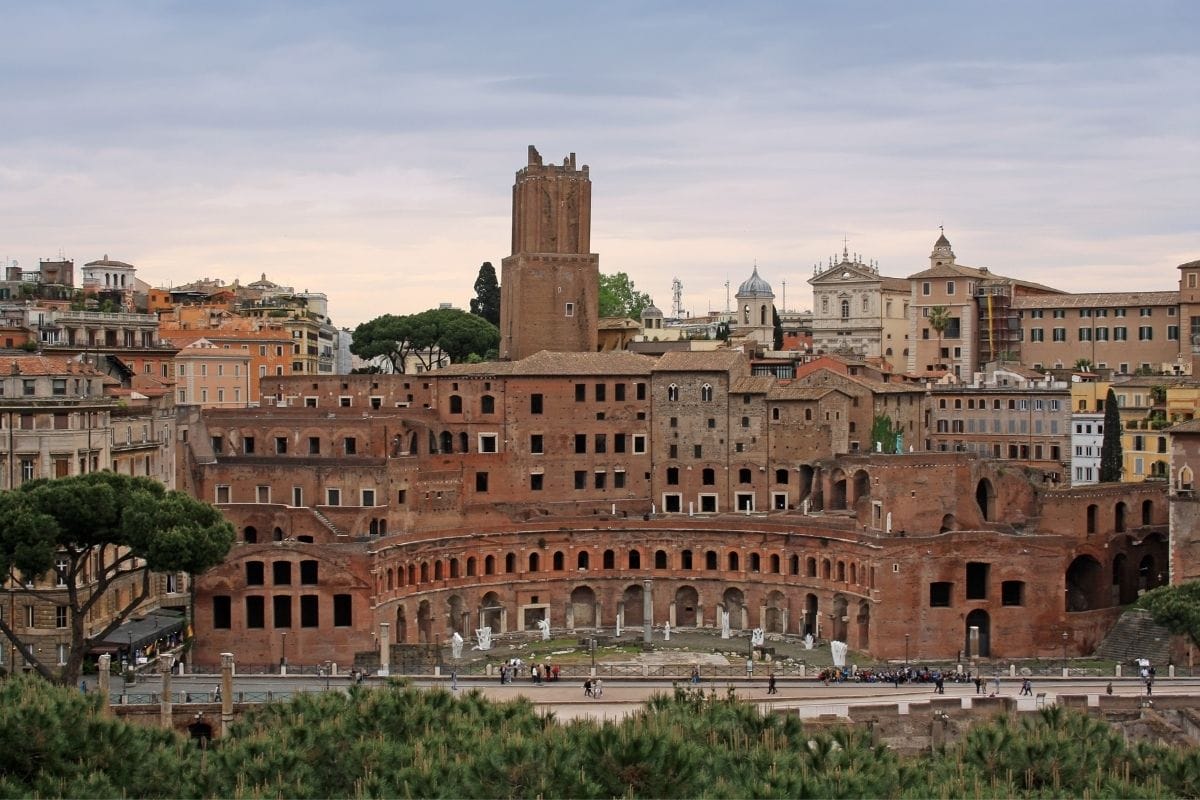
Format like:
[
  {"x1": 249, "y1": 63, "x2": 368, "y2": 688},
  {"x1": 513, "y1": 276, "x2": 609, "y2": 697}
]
[
  {"x1": 582, "y1": 678, "x2": 604, "y2": 697},
  {"x1": 498, "y1": 658, "x2": 560, "y2": 685}
]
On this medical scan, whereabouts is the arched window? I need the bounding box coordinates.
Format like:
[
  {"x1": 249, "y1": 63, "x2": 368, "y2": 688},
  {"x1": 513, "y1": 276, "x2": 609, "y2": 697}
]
[
  {"x1": 553, "y1": 551, "x2": 564, "y2": 570},
  {"x1": 628, "y1": 550, "x2": 641, "y2": 569},
  {"x1": 577, "y1": 551, "x2": 590, "y2": 569},
  {"x1": 603, "y1": 549, "x2": 615, "y2": 569},
  {"x1": 484, "y1": 555, "x2": 495, "y2": 575},
  {"x1": 840, "y1": 299, "x2": 850, "y2": 319},
  {"x1": 466, "y1": 557, "x2": 476, "y2": 577},
  {"x1": 449, "y1": 395, "x2": 463, "y2": 414},
  {"x1": 481, "y1": 395, "x2": 496, "y2": 414},
  {"x1": 528, "y1": 552, "x2": 539, "y2": 572},
  {"x1": 701, "y1": 383, "x2": 713, "y2": 402},
  {"x1": 681, "y1": 549, "x2": 693, "y2": 569},
  {"x1": 775, "y1": 468, "x2": 788, "y2": 484},
  {"x1": 243, "y1": 526, "x2": 257, "y2": 544},
  {"x1": 504, "y1": 553, "x2": 515, "y2": 573},
  {"x1": 702, "y1": 468, "x2": 715, "y2": 485},
  {"x1": 667, "y1": 383, "x2": 679, "y2": 402},
  {"x1": 804, "y1": 408, "x2": 812, "y2": 421},
  {"x1": 739, "y1": 468, "x2": 752, "y2": 484},
  {"x1": 728, "y1": 552, "x2": 740, "y2": 571},
  {"x1": 655, "y1": 550, "x2": 668, "y2": 569}
]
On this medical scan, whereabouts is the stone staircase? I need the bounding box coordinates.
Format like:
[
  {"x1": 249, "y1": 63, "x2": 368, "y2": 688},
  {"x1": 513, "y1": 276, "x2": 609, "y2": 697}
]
[
  {"x1": 311, "y1": 507, "x2": 346, "y2": 538},
  {"x1": 1093, "y1": 609, "x2": 1172, "y2": 665}
]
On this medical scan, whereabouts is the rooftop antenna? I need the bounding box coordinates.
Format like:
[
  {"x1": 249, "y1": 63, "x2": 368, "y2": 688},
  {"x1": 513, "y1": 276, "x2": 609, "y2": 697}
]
[
  {"x1": 724, "y1": 279, "x2": 730, "y2": 314},
  {"x1": 670, "y1": 277, "x2": 683, "y2": 318}
]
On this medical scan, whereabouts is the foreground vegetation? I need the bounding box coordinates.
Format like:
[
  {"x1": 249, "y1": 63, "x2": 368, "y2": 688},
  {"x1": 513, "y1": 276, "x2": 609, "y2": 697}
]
[{"x1": 2, "y1": 675, "x2": 1199, "y2": 798}]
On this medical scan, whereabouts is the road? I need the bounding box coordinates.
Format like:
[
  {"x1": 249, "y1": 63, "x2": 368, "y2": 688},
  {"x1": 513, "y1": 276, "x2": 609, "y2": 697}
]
[{"x1": 96, "y1": 672, "x2": 1193, "y2": 722}]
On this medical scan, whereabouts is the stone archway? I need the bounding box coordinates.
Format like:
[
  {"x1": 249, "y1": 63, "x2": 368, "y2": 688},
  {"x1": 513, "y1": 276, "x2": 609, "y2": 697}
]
[
  {"x1": 831, "y1": 595, "x2": 848, "y2": 642},
  {"x1": 417, "y1": 599, "x2": 433, "y2": 644},
  {"x1": 722, "y1": 587, "x2": 746, "y2": 630},
  {"x1": 856, "y1": 600, "x2": 870, "y2": 650},
  {"x1": 622, "y1": 584, "x2": 645, "y2": 627},
  {"x1": 764, "y1": 590, "x2": 787, "y2": 633},
  {"x1": 447, "y1": 594, "x2": 467, "y2": 635},
  {"x1": 965, "y1": 609, "x2": 990, "y2": 658},
  {"x1": 674, "y1": 585, "x2": 699, "y2": 627},
  {"x1": 829, "y1": 469, "x2": 848, "y2": 510},
  {"x1": 804, "y1": 594, "x2": 819, "y2": 638},
  {"x1": 479, "y1": 591, "x2": 503, "y2": 633},
  {"x1": 395, "y1": 605, "x2": 407, "y2": 643},
  {"x1": 570, "y1": 586, "x2": 597, "y2": 628},
  {"x1": 976, "y1": 478, "x2": 996, "y2": 522},
  {"x1": 1066, "y1": 555, "x2": 1105, "y2": 612},
  {"x1": 851, "y1": 469, "x2": 870, "y2": 507}
]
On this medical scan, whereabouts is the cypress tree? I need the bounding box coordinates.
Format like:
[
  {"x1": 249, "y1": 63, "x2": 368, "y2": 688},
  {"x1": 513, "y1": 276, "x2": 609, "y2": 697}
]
[
  {"x1": 1099, "y1": 387, "x2": 1123, "y2": 482},
  {"x1": 469, "y1": 262, "x2": 500, "y2": 325}
]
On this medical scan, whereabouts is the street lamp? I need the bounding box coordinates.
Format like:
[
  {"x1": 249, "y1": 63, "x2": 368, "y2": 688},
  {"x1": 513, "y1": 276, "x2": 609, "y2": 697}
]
[
  {"x1": 1061, "y1": 631, "x2": 1069, "y2": 674},
  {"x1": 905, "y1": 634, "x2": 910, "y2": 667},
  {"x1": 280, "y1": 632, "x2": 288, "y2": 672},
  {"x1": 589, "y1": 638, "x2": 596, "y2": 669}
]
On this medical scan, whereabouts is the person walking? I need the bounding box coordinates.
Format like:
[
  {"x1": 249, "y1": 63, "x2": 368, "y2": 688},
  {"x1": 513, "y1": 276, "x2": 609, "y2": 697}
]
[
  {"x1": 451, "y1": 670, "x2": 458, "y2": 691},
  {"x1": 1019, "y1": 678, "x2": 1032, "y2": 696},
  {"x1": 974, "y1": 675, "x2": 983, "y2": 695},
  {"x1": 767, "y1": 674, "x2": 778, "y2": 695}
]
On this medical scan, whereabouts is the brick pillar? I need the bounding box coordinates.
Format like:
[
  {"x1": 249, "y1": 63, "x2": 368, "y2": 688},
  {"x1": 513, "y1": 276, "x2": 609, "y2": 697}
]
[{"x1": 642, "y1": 580, "x2": 652, "y2": 646}]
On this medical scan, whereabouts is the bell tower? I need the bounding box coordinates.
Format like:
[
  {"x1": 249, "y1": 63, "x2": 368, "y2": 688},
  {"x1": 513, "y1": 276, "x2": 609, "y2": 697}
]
[{"x1": 499, "y1": 146, "x2": 600, "y2": 360}]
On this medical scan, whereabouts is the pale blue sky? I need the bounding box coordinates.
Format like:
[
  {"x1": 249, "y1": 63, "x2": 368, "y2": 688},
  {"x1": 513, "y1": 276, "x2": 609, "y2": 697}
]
[{"x1": 2, "y1": 2, "x2": 1196, "y2": 326}]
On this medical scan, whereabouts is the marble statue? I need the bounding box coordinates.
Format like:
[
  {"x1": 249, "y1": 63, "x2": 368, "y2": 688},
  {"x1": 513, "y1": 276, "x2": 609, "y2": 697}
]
[
  {"x1": 537, "y1": 617, "x2": 551, "y2": 641},
  {"x1": 663, "y1": 621, "x2": 671, "y2": 641},
  {"x1": 831, "y1": 640, "x2": 848, "y2": 668},
  {"x1": 751, "y1": 628, "x2": 765, "y2": 647},
  {"x1": 473, "y1": 626, "x2": 492, "y2": 651},
  {"x1": 720, "y1": 608, "x2": 731, "y2": 639},
  {"x1": 803, "y1": 633, "x2": 814, "y2": 650},
  {"x1": 451, "y1": 631, "x2": 464, "y2": 659}
]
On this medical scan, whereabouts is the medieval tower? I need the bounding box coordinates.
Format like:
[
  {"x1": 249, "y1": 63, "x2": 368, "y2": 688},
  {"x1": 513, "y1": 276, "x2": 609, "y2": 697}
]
[{"x1": 499, "y1": 146, "x2": 599, "y2": 360}]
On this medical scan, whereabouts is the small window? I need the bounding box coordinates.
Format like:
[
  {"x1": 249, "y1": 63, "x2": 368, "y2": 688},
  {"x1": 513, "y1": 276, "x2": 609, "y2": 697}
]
[
  {"x1": 564, "y1": 302, "x2": 574, "y2": 317},
  {"x1": 531, "y1": 393, "x2": 544, "y2": 414},
  {"x1": 213, "y1": 596, "x2": 232, "y2": 629},
  {"x1": 344, "y1": 437, "x2": 357, "y2": 455},
  {"x1": 333, "y1": 594, "x2": 352, "y2": 627},
  {"x1": 1001, "y1": 580, "x2": 1025, "y2": 606},
  {"x1": 929, "y1": 582, "x2": 952, "y2": 607}
]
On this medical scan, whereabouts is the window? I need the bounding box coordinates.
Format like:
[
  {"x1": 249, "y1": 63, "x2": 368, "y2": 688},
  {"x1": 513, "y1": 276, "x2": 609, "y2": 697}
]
[
  {"x1": 575, "y1": 384, "x2": 586, "y2": 402},
  {"x1": 594, "y1": 434, "x2": 607, "y2": 453},
  {"x1": 594, "y1": 471, "x2": 606, "y2": 490},
  {"x1": 246, "y1": 561, "x2": 265, "y2": 585},
  {"x1": 481, "y1": 395, "x2": 496, "y2": 413},
  {"x1": 300, "y1": 596, "x2": 319, "y2": 628},
  {"x1": 667, "y1": 384, "x2": 679, "y2": 402},
  {"x1": 1001, "y1": 581, "x2": 1025, "y2": 606},
  {"x1": 929, "y1": 582, "x2": 952, "y2": 607},
  {"x1": 1114, "y1": 327, "x2": 1127, "y2": 341},
  {"x1": 840, "y1": 299, "x2": 850, "y2": 319},
  {"x1": 300, "y1": 560, "x2": 318, "y2": 584},
  {"x1": 326, "y1": 488, "x2": 341, "y2": 506},
  {"x1": 213, "y1": 596, "x2": 232, "y2": 629},
  {"x1": 701, "y1": 384, "x2": 713, "y2": 402},
  {"x1": 574, "y1": 434, "x2": 587, "y2": 454},
  {"x1": 274, "y1": 596, "x2": 292, "y2": 628},
  {"x1": 564, "y1": 302, "x2": 574, "y2": 317},
  {"x1": 615, "y1": 384, "x2": 625, "y2": 401},
  {"x1": 530, "y1": 473, "x2": 544, "y2": 491},
  {"x1": 531, "y1": 393, "x2": 544, "y2": 414},
  {"x1": 922, "y1": 282, "x2": 931, "y2": 296},
  {"x1": 475, "y1": 472, "x2": 488, "y2": 492},
  {"x1": 666, "y1": 467, "x2": 679, "y2": 485},
  {"x1": 594, "y1": 383, "x2": 606, "y2": 402},
  {"x1": 256, "y1": 485, "x2": 270, "y2": 504},
  {"x1": 946, "y1": 280, "x2": 955, "y2": 295},
  {"x1": 1029, "y1": 328, "x2": 1044, "y2": 342},
  {"x1": 215, "y1": 485, "x2": 231, "y2": 504},
  {"x1": 211, "y1": 436, "x2": 224, "y2": 454},
  {"x1": 246, "y1": 596, "x2": 265, "y2": 628},
  {"x1": 1052, "y1": 328, "x2": 1066, "y2": 342},
  {"x1": 614, "y1": 434, "x2": 626, "y2": 453},
  {"x1": 636, "y1": 382, "x2": 647, "y2": 400},
  {"x1": 614, "y1": 470, "x2": 626, "y2": 489},
  {"x1": 333, "y1": 594, "x2": 352, "y2": 627},
  {"x1": 362, "y1": 489, "x2": 376, "y2": 506},
  {"x1": 1139, "y1": 326, "x2": 1153, "y2": 341},
  {"x1": 308, "y1": 437, "x2": 320, "y2": 455},
  {"x1": 574, "y1": 471, "x2": 586, "y2": 490},
  {"x1": 965, "y1": 562, "x2": 989, "y2": 600},
  {"x1": 276, "y1": 437, "x2": 288, "y2": 454},
  {"x1": 530, "y1": 434, "x2": 544, "y2": 454},
  {"x1": 479, "y1": 433, "x2": 498, "y2": 453},
  {"x1": 633, "y1": 435, "x2": 647, "y2": 454},
  {"x1": 55, "y1": 606, "x2": 67, "y2": 629}
]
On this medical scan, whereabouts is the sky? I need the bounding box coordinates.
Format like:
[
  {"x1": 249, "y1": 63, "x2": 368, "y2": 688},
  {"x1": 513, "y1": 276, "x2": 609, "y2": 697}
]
[{"x1": 2, "y1": 2, "x2": 1197, "y2": 328}]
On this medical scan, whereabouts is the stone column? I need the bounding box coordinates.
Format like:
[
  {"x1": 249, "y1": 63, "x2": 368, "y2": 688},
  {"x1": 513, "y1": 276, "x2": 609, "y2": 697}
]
[
  {"x1": 565, "y1": 604, "x2": 575, "y2": 630},
  {"x1": 643, "y1": 580, "x2": 653, "y2": 646},
  {"x1": 220, "y1": 653, "x2": 235, "y2": 737},
  {"x1": 668, "y1": 602, "x2": 677, "y2": 628},
  {"x1": 158, "y1": 654, "x2": 175, "y2": 730},
  {"x1": 97, "y1": 654, "x2": 112, "y2": 716},
  {"x1": 378, "y1": 622, "x2": 390, "y2": 677}
]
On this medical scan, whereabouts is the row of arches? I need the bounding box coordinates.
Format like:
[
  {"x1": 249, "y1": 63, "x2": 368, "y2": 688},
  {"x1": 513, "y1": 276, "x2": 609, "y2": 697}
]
[
  {"x1": 376, "y1": 546, "x2": 876, "y2": 597},
  {"x1": 388, "y1": 583, "x2": 871, "y2": 650},
  {"x1": 1066, "y1": 536, "x2": 1168, "y2": 612},
  {"x1": 1085, "y1": 499, "x2": 1155, "y2": 534}
]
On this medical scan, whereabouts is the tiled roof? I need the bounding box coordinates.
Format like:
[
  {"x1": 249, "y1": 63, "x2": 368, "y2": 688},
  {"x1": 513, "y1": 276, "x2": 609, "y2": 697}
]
[
  {"x1": 653, "y1": 350, "x2": 748, "y2": 373},
  {"x1": 729, "y1": 376, "x2": 774, "y2": 394},
  {"x1": 1169, "y1": 418, "x2": 1200, "y2": 433},
  {"x1": 1012, "y1": 291, "x2": 1179, "y2": 308},
  {"x1": 0, "y1": 355, "x2": 108, "y2": 377},
  {"x1": 908, "y1": 263, "x2": 1062, "y2": 294},
  {"x1": 440, "y1": 350, "x2": 656, "y2": 377},
  {"x1": 766, "y1": 386, "x2": 838, "y2": 401}
]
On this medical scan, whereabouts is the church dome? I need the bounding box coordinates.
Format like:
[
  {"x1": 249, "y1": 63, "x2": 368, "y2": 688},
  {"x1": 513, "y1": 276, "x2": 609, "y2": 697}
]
[
  {"x1": 641, "y1": 303, "x2": 663, "y2": 319},
  {"x1": 737, "y1": 266, "x2": 773, "y2": 296}
]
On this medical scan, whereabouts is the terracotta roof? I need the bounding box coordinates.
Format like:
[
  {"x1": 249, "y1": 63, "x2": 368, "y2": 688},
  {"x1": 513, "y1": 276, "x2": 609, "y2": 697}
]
[
  {"x1": 1012, "y1": 291, "x2": 1179, "y2": 309},
  {"x1": 908, "y1": 262, "x2": 1063, "y2": 294},
  {"x1": 0, "y1": 355, "x2": 109, "y2": 377},
  {"x1": 766, "y1": 385, "x2": 839, "y2": 401},
  {"x1": 441, "y1": 350, "x2": 656, "y2": 377},
  {"x1": 729, "y1": 376, "x2": 774, "y2": 394},
  {"x1": 84, "y1": 256, "x2": 135, "y2": 269},
  {"x1": 1169, "y1": 418, "x2": 1200, "y2": 433},
  {"x1": 653, "y1": 350, "x2": 748, "y2": 373}
]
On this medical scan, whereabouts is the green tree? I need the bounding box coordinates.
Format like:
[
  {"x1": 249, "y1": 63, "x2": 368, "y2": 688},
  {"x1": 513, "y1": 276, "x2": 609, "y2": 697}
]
[
  {"x1": 772, "y1": 307, "x2": 783, "y2": 351},
  {"x1": 469, "y1": 262, "x2": 500, "y2": 326},
  {"x1": 598, "y1": 272, "x2": 652, "y2": 319},
  {"x1": 1074, "y1": 358, "x2": 1094, "y2": 372},
  {"x1": 1136, "y1": 581, "x2": 1200, "y2": 647},
  {"x1": 350, "y1": 308, "x2": 499, "y2": 373},
  {"x1": 927, "y1": 305, "x2": 952, "y2": 370},
  {"x1": 1100, "y1": 387, "x2": 1123, "y2": 482},
  {"x1": 0, "y1": 473, "x2": 234, "y2": 685},
  {"x1": 870, "y1": 415, "x2": 900, "y2": 453}
]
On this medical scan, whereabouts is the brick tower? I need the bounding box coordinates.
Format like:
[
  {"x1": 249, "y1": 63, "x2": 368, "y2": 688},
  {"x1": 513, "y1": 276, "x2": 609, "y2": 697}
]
[{"x1": 499, "y1": 146, "x2": 599, "y2": 360}]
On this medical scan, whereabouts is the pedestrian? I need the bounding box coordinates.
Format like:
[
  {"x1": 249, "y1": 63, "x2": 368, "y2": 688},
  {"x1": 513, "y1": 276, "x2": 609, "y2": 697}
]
[
  {"x1": 1020, "y1": 679, "x2": 1032, "y2": 696},
  {"x1": 767, "y1": 674, "x2": 777, "y2": 695},
  {"x1": 212, "y1": 685, "x2": 221, "y2": 702},
  {"x1": 79, "y1": 680, "x2": 88, "y2": 694},
  {"x1": 584, "y1": 679, "x2": 593, "y2": 697},
  {"x1": 1106, "y1": 681, "x2": 1114, "y2": 695},
  {"x1": 690, "y1": 665, "x2": 700, "y2": 685},
  {"x1": 745, "y1": 658, "x2": 753, "y2": 678},
  {"x1": 992, "y1": 675, "x2": 1001, "y2": 694},
  {"x1": 1146, "y1": 678, "x2": 1153, "y2": 695},
  {"x1": 974, "y1": 676, "x2": 983, "y2": 695},
  {"x1": 594, "y1": 679, "x2": 603, "y2": 698},
  {"x1": 451, "y1": 670, "x2": 458, "y2": 691},
  {"x1": 935, "y1": 675, "x2": 945, "y2": 694}
]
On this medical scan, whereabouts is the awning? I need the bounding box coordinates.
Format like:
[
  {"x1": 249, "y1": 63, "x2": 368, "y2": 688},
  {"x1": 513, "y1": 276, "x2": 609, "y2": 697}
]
[{"x1": 91, "y1": 610, "x2": 186, "y2": 653}]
